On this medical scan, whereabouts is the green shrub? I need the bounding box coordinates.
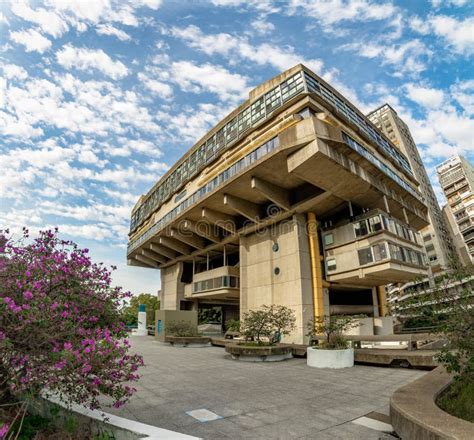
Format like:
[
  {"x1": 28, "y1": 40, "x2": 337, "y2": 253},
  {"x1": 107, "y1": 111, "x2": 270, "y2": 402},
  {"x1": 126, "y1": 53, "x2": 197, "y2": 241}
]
[
  {"x1": 166, "y1": 320, "x2": 200, "y2": 337},
  {"x1": 307, "y1": 316, "x2": 359, "y2": 349},
  {"x1": 226, "y1": 319, "x2": 240, "y2": 332}
]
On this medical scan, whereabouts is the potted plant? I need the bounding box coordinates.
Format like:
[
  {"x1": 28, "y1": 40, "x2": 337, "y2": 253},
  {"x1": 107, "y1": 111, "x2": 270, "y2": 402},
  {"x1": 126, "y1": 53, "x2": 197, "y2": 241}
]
[
  {"x1": 165, "y1": 320, "x2": 210, "y2": 347},
  {"x1": 225, "y1": 305, "x2": 296, "y2": 362},
  {"x1": 306, "y1": 316, "x2": 359, "y2": 369}
]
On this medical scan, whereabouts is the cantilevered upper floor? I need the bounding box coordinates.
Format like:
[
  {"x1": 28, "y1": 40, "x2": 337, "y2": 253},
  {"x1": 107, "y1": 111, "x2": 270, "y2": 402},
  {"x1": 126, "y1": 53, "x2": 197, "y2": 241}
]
[{"x1": 127, "y1": 64, "x2": 429, "y2": 281}]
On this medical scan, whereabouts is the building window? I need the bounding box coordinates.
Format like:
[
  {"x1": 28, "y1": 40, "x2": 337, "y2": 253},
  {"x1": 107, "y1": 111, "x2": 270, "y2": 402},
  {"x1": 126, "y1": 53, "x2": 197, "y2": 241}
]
[
  {"x1": 368, "y1": 215, "x2": 383, "y2": 233},
  {"x1": 373, "y1": 243, "x2": 388, "y2": 261},
  {"x1": 324, "y1": 233, "x2": 334, "y2": 246},
  {"x1": 327, "y1": 258, "x2": 337, "y2": 271},
  {"x1": 274, "y1": 267, "x2": 281, "y2": 275},
  {"x1": 354, "y1": 220, "x2": 369, "y2": 237},
  {"x1": 272, "y1": 243, "x2": 279, "y2": 252},
  {"x1": 358, "y1": 248, "x2": 373, "y2": 265}
]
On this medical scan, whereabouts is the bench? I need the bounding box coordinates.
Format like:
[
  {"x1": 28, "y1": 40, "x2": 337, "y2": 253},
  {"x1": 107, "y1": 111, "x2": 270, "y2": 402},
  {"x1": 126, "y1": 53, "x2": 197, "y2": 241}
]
[{"x1": 311, "y1": 333, "x2": 442, "y2": 351}]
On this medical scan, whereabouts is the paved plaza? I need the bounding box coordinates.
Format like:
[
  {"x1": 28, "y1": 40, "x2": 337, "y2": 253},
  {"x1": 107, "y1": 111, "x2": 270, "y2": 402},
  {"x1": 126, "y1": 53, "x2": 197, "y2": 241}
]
[{"x1": 107, "y1": 336, "x2": 426, "y2": 439}]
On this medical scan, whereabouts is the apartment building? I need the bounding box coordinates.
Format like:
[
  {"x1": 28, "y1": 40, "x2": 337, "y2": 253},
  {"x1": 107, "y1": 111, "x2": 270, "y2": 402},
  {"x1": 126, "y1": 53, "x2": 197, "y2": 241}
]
[
  {"x1": 437, "y1": 155, "x2": 474, "y2": 265},
  {"x1": 367, "y1": 104, "x2": 454, "y2": 271},
  {"x1": 126, "y1": 65, "x2": 430, "y2": 343}
]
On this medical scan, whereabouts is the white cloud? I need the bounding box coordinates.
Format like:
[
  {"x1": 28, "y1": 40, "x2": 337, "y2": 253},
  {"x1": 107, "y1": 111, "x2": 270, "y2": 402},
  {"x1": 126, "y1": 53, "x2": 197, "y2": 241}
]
[
  {"x1": 10, "y1": 28, "x2": 52, "y2": 53},
  {"x1": 96, "y1": 24, "x2": 131, "y2": 41},
  {"x1": 428, "y1": 15, "x2": 474, "y2": 56},
  {"x1": 157, "y1": 102, "x2": 231, "y2": 142},
  {"x1": 56, "y1": 45, "x2": 129, "y2": 79},
  {"x1": 169, "y1": 25, "x2": 324, "y2": 73},
  {"x1": 405, "y1": 84, "x2": 445, "y2": 109},
  {"x1": 10, "y1": 2, "x2": 69, "y2": 38},
  {"x1": 341, "y1": 40, "x2": 432, "y2": 75},
  {"x1": 451, "y1": 80, "x2": 474, "y2": 115},
  {"x1": 1, "y1": 64, "x2": 28, "y2": 80},
  {"x1": 251, "y1": 18, "x2": 275, "y2": 35},
  {"x1": 138, "y1": 73, "x2": 173, "y2": 100},
  {"x1": 430, "y1": 0, "x2": 469, "y2": 7},
  {"x1": 169, "y1": 61, "x2": 250, "y2": 102},
  {"x1": 288, "y1": 0, "x2": 396, "y2": 30}
]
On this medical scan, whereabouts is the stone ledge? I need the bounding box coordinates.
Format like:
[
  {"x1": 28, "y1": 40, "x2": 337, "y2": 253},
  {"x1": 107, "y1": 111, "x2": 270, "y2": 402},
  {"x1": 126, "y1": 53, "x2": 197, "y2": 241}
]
[
  {"x1": 390, "y1": 366, "x2": 474, "y2": 440},
  {"x1": 225, "y1": 343, "x2": 293, "y2": 361},
  {"x1": 165, "y1": 336, "x2": 210, "y2": 346}
]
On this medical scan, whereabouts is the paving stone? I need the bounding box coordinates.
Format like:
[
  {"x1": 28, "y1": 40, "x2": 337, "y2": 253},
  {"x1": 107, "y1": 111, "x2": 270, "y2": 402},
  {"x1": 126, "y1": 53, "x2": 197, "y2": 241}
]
[{"x1": 104, "y1": 336, "x2": 427, "y2": 440}]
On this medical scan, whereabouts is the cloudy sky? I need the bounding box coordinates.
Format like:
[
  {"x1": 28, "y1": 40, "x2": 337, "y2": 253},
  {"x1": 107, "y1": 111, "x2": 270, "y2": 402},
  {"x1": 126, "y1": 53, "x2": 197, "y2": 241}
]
[{"x1": 1, "y1": 0, "x2": 473, "y2": 295}]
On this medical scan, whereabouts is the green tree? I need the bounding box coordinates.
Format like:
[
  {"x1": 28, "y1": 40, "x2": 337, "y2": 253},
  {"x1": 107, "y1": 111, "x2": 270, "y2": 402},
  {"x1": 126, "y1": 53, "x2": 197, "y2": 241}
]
[{"x1": 121, "y1": 293, "x2": 160, "y2": 326}]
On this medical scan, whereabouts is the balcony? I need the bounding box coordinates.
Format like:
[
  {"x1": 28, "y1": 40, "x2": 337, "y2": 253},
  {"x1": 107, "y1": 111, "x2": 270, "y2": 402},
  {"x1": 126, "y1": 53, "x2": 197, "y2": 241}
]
[
  {"x1": 323, "y1": 210, "x2": 428, "y2": 286},
  {"x1": 184, "y1": 266, "x2": 240, "y2": 300}
]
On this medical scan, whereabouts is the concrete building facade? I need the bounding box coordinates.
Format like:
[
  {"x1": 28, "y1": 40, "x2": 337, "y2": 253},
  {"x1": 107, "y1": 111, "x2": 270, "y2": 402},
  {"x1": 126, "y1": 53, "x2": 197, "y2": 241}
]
[
  {"x1": 437, "y1": 155, "x2": 474, "y2": 266},
  {"x1": 367, "y1": 104, "x2": 455, "y2": 271},
  {"x1": 127, "y1": 65, "x2": 430, "y2": 343}
]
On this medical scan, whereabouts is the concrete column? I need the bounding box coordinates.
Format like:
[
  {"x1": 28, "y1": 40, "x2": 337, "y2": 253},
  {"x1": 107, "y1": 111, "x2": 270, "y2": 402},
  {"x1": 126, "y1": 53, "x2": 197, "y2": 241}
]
[
  {"x1": 307, "y1": 212, "x2": 325, "y2": 320},
  {"x1": 372, "y1": 287, "x2": 380, "y2": 317},
  {"x1": 377, "y1": 285, "x2": 387, "y2": 317},
  {"x1": 136, "y1": 304, "x2": 148, "y2": 336}
]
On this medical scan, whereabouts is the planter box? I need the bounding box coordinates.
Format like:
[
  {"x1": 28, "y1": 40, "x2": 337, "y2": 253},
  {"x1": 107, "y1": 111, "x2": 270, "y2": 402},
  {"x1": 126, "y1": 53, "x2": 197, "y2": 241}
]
[
  {"x1": 165, "y1": 336, "x2": 210, "y2": 347},
  {"x1": 225, "y1": 343, "x2": 293, "y2": 362},
  {"x1": 307, "y1": 347, "x2": 354, "y2": 369}
]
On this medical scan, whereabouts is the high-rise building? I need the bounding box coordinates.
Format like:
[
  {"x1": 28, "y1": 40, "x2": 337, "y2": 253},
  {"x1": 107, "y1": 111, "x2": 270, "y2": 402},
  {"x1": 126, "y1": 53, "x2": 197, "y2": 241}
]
[
  {"x1": 127, "y1": 65, "x2": 430, "y2": 343},
  {"x1": 367, "y1": 104, "x2": 455, "y2": 271},
  {"x1": 437, "y1": 155, "x2": 474, "y2": 265}
]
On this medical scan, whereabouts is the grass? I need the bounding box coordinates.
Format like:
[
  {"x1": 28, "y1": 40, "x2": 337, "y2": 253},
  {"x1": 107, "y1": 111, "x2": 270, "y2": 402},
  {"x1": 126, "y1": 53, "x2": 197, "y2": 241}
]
[{"x1": 437, "y1": 379, "x2": 474, "y2": 423}]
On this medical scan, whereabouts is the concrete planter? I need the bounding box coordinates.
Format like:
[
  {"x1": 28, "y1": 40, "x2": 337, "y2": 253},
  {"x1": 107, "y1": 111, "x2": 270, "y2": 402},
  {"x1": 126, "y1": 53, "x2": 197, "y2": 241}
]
[
  {"x1": 225, "y1": 343, "x2": 293, "y2": 362},
  {"x1": 165, "y1": 336, "x2": 210, "y2": 347},
  {"x1": 307, "y1": 347, "x2": 354, "y2": 369}
]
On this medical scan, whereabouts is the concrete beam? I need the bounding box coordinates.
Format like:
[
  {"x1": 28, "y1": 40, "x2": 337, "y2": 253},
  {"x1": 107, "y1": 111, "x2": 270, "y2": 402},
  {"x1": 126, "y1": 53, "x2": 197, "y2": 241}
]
[
  {"x1": 135, "y1": 254, "x2": 159, "y2": 268},
  {"x1": 170, "y1": 228, "x2": 206, "y2": 249},
  {"x1": 149, "y1": 242, "x2": 177, "y2": 259},
  {"x1": 128, "y1": 258, "x2": 150, "y2": 268},
  {"x1": 224, "y1": 194, "x2": 261, "y2": 222},
  {"x1": 202, "y1": 207, "x2": 237, "y2": 233},
  {"x1": 159, "y1": 236, "x2": 192, "y2": 255},
  {"x1": 251, "y1": 176, "x2": 291, "y2": 211},
  {"x1": 141, "y1": 249, "x2": 167, "y2": 264},
  {"x1": 183, "y1": 219, "x2": 220, "y2": 243}
]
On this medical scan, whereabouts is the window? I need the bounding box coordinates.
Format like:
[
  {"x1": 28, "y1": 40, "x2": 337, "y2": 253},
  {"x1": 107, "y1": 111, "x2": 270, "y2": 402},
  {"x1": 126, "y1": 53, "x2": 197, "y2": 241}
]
[
  {"x1": 358, "y1": 247, "x2": 373, "y2": 265},
  {"x1": 373, "y1": 243, "x2": 387, "y2": 261},
  {"x1": 368, "y1": 215, "x2": 382, "y2": 233},
  {"x1": 388, "y1": 243, "x2": 403, "y2": 261},
  {"x1": 324, "y1": 233, "x2": 334, "y2": 246},
  {"x1": 354, "y1": 220, "x2": 369, "y2": 237},
  {"x1": 327, "y1": 258, "x2": 337, "y2": 271}
]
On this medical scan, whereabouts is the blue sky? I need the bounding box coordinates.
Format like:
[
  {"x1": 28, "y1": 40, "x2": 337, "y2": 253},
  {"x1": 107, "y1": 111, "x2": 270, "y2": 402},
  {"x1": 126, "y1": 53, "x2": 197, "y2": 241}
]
[{"x1": 0, "y1": 0, "x2": 473, "y2": 295}]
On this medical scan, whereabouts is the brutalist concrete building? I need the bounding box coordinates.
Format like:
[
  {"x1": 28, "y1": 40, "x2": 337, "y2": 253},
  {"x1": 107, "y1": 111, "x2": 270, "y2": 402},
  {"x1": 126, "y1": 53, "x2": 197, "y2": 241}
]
[{"x1": 127, "y1": 65, "x2": 430, "y2": 343}]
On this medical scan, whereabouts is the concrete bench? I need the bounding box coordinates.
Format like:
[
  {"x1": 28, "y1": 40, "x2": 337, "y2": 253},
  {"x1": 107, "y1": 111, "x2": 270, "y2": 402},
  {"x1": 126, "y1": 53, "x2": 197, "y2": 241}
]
[{"x1": 311, "y1": 333, "x2": 442, "y2": 351}]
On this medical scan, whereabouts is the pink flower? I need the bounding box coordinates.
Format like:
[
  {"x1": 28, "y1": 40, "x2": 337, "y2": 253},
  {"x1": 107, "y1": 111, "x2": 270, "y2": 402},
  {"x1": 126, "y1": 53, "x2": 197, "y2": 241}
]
[
  {"x1": 23, "y1": 291, "x2": 33, "y2": 300},
  {"x1": 0, "y1": 423, "x2": 10, "y2": 438}
]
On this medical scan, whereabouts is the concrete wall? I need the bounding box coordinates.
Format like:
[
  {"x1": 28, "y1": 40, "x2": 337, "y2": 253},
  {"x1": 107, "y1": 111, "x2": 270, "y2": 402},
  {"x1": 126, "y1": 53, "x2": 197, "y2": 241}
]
[
  {"x1": 155, "y1": 310, "x2": 198, "y2": 342},
  {"x1": 240, "y1": 214, "x2": 313, "y2": 344},
  {"x1": 160, "y1": 263, "x2": 185, "y2": 310}
]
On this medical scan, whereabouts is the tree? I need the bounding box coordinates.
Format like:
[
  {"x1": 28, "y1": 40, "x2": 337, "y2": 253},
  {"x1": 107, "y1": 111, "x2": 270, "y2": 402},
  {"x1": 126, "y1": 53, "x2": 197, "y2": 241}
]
[
  {"x1": 401, "y1": 265, "x2": 473, "y2": 381},
  {"x1": 121, "y1": 293, "x2": 160, "y2": 326},
  {"x1": 240, "y1": 305, "x2": 296, "y2": 345},
  {"x1": 307, "y1": 316, "x2": 359, "y2": 349},
  {"x1": 0, "y1": 228, "x2": 144, "y2": 418}
]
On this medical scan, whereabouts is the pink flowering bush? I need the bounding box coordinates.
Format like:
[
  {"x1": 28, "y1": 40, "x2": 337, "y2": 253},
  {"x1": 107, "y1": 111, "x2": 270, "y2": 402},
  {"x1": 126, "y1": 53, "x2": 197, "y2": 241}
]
[{"x1": 0, "y1": 228, "x2": 144, "y2": 412}]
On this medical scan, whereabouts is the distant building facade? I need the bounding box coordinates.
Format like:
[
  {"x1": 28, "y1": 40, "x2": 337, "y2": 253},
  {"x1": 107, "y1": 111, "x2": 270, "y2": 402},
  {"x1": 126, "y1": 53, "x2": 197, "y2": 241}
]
[
  {"x1": 437, "y1": 155, "x2": 474, "y2": 266},
  {"x1": 126, "y1": 65, "x2": 430, "y2": 343},
  {"x1": 367, "y1": 104, "x2": 455, "y2": 271}
]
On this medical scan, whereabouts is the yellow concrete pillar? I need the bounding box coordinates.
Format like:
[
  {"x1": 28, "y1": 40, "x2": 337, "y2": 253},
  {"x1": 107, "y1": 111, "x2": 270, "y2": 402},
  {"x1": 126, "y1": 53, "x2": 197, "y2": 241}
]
[
  {"x1": 307, "y1": 212, "x2": 324, "y2": 321},
  {"x1": 377, "y1": 285, "x2": 387, "y2": 317}
]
